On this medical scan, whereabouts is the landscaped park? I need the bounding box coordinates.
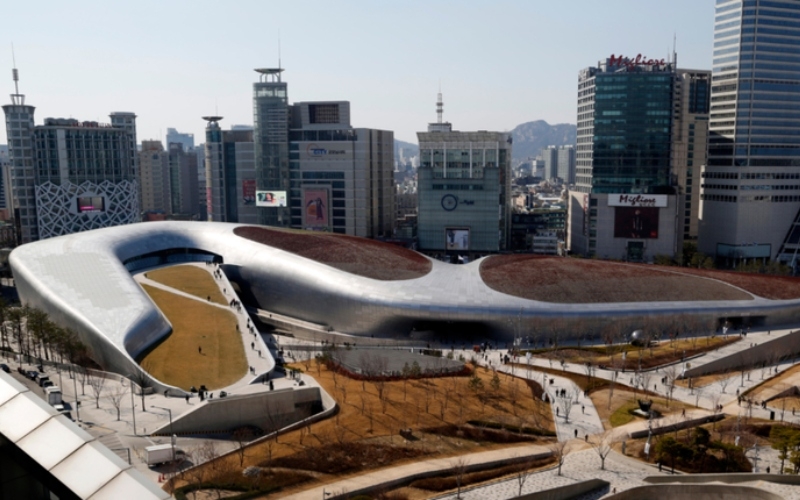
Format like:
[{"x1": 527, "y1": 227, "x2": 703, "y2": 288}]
[
  {"x1": 9, "y1": 222, "x2": 800, "y2": 499},
  {"x1": 121, "y1": 259, "x2": 800, "y2": 499}
]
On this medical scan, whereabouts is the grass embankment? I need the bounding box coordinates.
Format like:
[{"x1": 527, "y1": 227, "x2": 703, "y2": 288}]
[
  {"x1": 145, "y1": 264, "x2": 228, "y2": 305},
  {"x1": 528, "y1": 336, "x2": 739, "y2": 371},
  {"x1": 174, "y1": 363, "x2": 555, "y2": 499},
  {"x1": 138, "y1": 284, "x2": 246, "y2": 390}
]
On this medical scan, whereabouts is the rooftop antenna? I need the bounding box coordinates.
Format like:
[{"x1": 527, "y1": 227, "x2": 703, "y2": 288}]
[
  {"x1": 673, "y1": 33, "x2": 678, "y2": 66},
  {"x1": 278, "y1": 31, "x2": 282, "y2": 71},
  {"x1": 436, "y1": 82, "x2": 443, "y2": 124},
  {"x1": 10, "y1": 43, "x2": 24, "y2": 105}
]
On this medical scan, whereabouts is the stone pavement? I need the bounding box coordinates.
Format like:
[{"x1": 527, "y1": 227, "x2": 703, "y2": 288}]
[
  {"x1": 279, "y1": 444, "x2": 551, "y2": 500},
  {"x1": 433, "y1": 448, "x2": 667, "y2": 500}
]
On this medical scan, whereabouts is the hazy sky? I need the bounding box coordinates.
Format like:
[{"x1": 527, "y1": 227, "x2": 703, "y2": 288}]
[{"x1": 1, "y1": 1, "x2": 715, "y2": 145}]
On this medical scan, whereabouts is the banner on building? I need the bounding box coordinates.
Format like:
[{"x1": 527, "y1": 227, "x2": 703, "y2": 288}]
[
  {"x1": 242, "y1": 179, "x2": 256, "y2": 205},
  {"x1": 303, "y1": 188, "x2": 329, "y2": 229},
  {"x1": 614, "y1": 207, "x2": 659, "y2": 239},
  {"x1": 445, "y1": 228, "x2": 470, "y2": 251},
  {"x1": 608, "y1": 193, "x2": 668, "y2": 208},
  {"x1": 300, "y1": 142, "x2": 354, "y2": 161},
  {"x1": 256, "y1": 191, "x2": 287, "y2": 207}
]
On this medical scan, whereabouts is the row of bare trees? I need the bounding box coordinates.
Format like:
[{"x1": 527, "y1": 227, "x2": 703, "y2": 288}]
[{"x1": 0, "y1": 301, "x2": 94, "y2": 370}]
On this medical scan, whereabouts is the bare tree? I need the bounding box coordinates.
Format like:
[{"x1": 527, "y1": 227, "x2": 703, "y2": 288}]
[
  {"x1": 181, "y1": 446, "x2": 208, "y2": 500},
  {"x1": 589, "y1": 431, "x2": 615, "y2": 470},
  {"x1": 558, "y1": 394, "x2": 575, "y2": 423},
  {"x1": 663, "y1": 364, "x2": 679, "y2": 408},
  {"x1": 717, "y1": 373, "x2": 731, "y2": 394},
  {"x1": 550, "y1": 440, "x2": 571, "y2": 476},
  {"x1": 232, "y1": 427, "x2": 255, "y2": 467},
  {"x1": 514, "y1": 455, "x2": 538, "y2": 496},
  {"x1": 87, "y1": 370, "x2": 107, "y2": 409},
  {"x1": 638, "y1": 371, "x2": 654, "y2": 397},
  {"x1": 450, "y1": 456, "x2": 469, "y2": 499},
  {"x1": 107, "y1": 382, "x2": 128, "y2": 421}
]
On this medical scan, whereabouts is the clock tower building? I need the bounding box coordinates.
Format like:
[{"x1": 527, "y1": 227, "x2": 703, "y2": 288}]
[{"x1": 416, "y1": 93, "x2": 512, "y2": 255}]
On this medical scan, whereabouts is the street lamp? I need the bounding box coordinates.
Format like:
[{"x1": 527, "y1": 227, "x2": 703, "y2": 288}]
[{"x1": 151, "y1": 405, "x2": 175, "y2": 461}]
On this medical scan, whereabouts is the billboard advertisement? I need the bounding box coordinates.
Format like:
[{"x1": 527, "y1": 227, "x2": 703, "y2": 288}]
[
  {"x1": 242, "y1": 179, "x2": 256, "y2": 205},
  {"x1": 614, "y1": 207, "x2": 659, "y2": 239},
  {"x1": 303, "y1": 188, "x2": 329, "y2": 228},
  {"x1": 445, "y1": 228, "x2": 470, "y2": 251},
  {"x1": 256, "y1": 190, "x2": 287, "y2": 207}
]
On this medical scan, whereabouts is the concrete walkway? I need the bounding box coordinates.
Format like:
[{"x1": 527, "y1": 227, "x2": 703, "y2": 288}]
[{"x1": 279, "y1": 444, "x2": 551, "y2": 500}]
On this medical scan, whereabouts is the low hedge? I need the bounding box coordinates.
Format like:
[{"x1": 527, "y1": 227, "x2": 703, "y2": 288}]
[{"x1": 467, "y1": 420, "x2": 556, "y2": 437}]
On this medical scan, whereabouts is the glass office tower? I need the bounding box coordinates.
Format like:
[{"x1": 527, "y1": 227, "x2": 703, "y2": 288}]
[
  {"x1": 569, "y1": 55, "x2": 680, "y2": 261},
  {"x1": 253, "y1": 68, "x2": 290, "y2": 227},
  {"x1": 699, "y1": 0, "x2": 800, "y2": 267},
  {"x1": 575, "y1": 61, "x2": 674, "y2": 195}
]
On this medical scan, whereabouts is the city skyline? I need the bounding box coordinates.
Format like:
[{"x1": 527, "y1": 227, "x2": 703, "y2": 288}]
[{"x1": 1, "y1": 0, "x2": 714, "y2": 145}]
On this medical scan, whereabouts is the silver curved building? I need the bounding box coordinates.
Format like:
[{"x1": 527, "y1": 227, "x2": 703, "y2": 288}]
[{"x1": 10, "y1": 221, "x2": 800, "y2": 387}]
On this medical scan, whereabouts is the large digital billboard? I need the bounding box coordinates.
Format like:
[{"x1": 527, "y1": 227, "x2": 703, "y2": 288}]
[
  {"x1": 303, "y1": 188, "x2": 329, "y2": 229},
  {"x1": 614, "y1": 207, "x2": 659, "y2": 239},
  {"x1": 256, "y1": 191, "x2": 287, "y2": 207},
  {"x1": 445, "y1": 228, "x2": 470, "y2": 251}
]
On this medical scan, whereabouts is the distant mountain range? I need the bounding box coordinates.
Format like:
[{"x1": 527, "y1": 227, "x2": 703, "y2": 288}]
[
  {"x1": 509, "y1": 120, "x2": 577, "y2": 161},
  {"x1": 393, "y1": 120, "x2": 576, "y2": 163}
]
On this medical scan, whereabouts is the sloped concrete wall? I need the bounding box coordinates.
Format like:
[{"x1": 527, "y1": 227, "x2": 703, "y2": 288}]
[
  {"x1": 684, "y1": 330, "x2": 800, "y2": 379},
  {"x1": 152, "y1": 386, "x2": 322, "y2": 435}
]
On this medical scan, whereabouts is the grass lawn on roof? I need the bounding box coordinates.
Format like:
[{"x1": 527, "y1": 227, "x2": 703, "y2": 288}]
[
  {"x1": 138, "y1": 284, "x2": 246, "y2": 390},
  {"x1": 145, "y1": 264, "x2": 227, "y2": 305}
]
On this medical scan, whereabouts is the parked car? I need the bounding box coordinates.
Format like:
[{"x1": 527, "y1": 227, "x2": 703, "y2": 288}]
[
  {"x1": 0, "y1": 364, "x2": 9, "y2": 373},
  {"x1": 25, "y1": 371, "x2": 39, "y2": 381}
]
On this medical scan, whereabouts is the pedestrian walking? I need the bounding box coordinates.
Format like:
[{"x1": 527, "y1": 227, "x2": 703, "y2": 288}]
[
  {"x1": 198, "y1": 346, "x2": 202, "y2": 354},
  {"x1": 574, "y1": 429, "x2": 578, "y2": 438},
  {"x1": 581, "y1": 405, "x2": 585, "y2": 414}
]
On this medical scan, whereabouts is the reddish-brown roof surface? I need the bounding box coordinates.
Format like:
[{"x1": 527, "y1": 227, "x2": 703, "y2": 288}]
[
  {"x1": 233, "y1": 226, "x2": 431, "y2": 281},
  {"x1": 480, "y1": 255, "x2": 757, "y2": 303},
  {"x1": 643, "y1": 265, "x2": 800, "y2": 300}
]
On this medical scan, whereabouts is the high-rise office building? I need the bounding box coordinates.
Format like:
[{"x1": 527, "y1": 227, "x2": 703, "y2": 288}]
[
  {"x1": 3, "y1": 72, "x2": 139, "y2": 242},
  {"x1": 165, "y1": 128, "x2": 194, "y2": 152},
  {"x1": 250, "y1": 69, "x2": 394, "y2": 237},
  {"x1": 139, "y1": 140, "x2": 171, "y2": 216},
  {"x1": 287, "y1": 101, "x2": 394, "y2": 237},
  {"x1": 416, "y1": 93, "x2": 512, "y2": 254},
  {"x1": 253, "y1": 69, "x2": 290, "y2": 227},
  {"x1": 167, "y1": 142, "x2": 199, "y2": 219},
  {"x1": 568, "y1": 54, "x2": 680, "y2": 261},
  {"x1": 556, "y1": 145, "x2": 576, "y2": 185},
  {"x1": 699, "y1": 0, "x2": 800, "y2": 268},
  {"x1": 540, "y1": 146, "x2": 558, "y2": 180},
  {"x1": 202, "y1": 117, "x2": 257, "y2": 224},
  {"x1": 673, "y1": 70, "x2": 711, "y2": 241}
]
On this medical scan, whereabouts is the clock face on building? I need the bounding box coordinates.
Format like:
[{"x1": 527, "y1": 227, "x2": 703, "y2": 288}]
[{"x1": 441, "y1": 194, "x2": 458, "y2": 211}]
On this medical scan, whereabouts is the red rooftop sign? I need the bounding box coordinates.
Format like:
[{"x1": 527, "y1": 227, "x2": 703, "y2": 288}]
[{"x1": 609, "y1": 54, "x2": 667, "y2": 70}]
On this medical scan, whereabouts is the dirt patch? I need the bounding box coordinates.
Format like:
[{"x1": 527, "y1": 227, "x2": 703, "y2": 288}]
[
  {"x1": 233, "y1": 226, "x2": 431, "y2": 281},
  {"x1": 480, "y1": 255, "x2": 755, "y2": 303}
]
